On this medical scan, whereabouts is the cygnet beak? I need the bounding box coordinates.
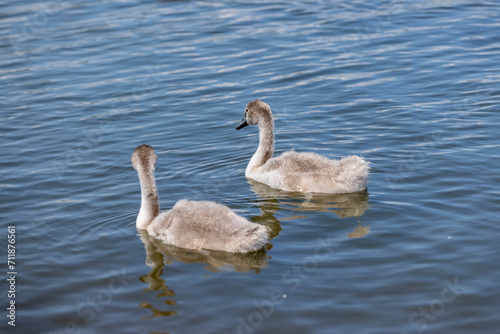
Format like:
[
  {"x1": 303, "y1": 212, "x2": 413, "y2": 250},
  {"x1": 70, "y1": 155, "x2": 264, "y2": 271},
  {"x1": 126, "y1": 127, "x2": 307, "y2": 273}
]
[{"x1": 236, "y1": 118, "x2": 248, "y2": 130}]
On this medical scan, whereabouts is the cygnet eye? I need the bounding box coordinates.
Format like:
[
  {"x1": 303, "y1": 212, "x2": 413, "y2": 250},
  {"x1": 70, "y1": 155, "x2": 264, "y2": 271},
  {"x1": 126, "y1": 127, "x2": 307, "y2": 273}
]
[{"x1": 245, "y1": 108, "x2": 249, "y2": 115}]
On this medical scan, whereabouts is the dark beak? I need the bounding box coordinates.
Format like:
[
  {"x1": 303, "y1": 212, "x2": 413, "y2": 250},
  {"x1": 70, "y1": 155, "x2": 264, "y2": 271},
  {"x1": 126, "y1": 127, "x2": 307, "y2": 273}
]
[{"x1": 236, "y1": 118, "x2": 248, "y2": 130}]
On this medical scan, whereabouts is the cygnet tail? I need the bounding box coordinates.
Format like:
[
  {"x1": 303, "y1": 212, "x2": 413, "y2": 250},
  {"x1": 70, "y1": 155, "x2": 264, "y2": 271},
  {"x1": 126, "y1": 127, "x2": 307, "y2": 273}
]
[
  {"x1": 337, "y1": 155, "x2": 370, "y2": 192},
  {"x1": 236, "y1": 225, "x2": 270, "y2": 253}
]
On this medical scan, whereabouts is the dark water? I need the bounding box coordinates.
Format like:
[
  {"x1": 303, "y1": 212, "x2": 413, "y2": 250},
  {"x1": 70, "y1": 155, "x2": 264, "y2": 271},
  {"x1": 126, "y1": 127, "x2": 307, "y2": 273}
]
[{"x1": 1, "y1": 1, "x2": 500, "y2": 333}]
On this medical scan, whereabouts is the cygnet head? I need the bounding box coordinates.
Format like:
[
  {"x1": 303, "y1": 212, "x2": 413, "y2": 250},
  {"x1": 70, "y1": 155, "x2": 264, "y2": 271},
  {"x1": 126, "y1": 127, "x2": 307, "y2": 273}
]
[
  {"x1": 132, "y1": 144, "x2": 157, "y2": 173},
  {"x1": 236, "y1": 100, "x2": 273, "y2": 130}
]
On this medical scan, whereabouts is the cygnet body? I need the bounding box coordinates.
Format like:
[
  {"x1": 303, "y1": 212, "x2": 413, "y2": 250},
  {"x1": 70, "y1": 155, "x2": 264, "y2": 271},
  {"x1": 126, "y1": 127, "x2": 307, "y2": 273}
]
[
  {"x1": 236, "y1": 100, "x2": 369, "y2": 193},
  {"x1": 132, "y1": 144, "x2": 269, "y2": 253}
]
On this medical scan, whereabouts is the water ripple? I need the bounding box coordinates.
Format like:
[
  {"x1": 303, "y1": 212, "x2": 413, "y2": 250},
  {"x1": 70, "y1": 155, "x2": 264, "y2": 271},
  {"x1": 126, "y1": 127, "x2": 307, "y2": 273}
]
[{"x1": 1, "y1": 1, "x2": 500, "y2": 333}]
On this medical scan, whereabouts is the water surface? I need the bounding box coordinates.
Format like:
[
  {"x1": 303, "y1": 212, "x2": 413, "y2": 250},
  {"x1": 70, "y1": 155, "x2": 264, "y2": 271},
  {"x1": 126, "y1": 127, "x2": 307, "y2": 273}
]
[{"x1": 1, "y1": 1, "x2": 500, "y2": 333}]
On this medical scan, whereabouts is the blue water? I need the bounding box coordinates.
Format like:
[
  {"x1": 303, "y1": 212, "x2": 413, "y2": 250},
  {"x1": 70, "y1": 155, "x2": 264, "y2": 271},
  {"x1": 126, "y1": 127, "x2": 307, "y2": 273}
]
[{"x1": 1, "y1": 1, "x2": 500, "y2": 333}]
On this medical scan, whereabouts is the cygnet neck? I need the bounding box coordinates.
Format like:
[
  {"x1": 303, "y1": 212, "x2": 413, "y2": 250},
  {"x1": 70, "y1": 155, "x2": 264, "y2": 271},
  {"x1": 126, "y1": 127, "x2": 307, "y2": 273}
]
[
  {"x1": 136, "y1": 165, "x2": 160, "y2": 229},
  {"x1": 247, "y1": 113, "x2": 274, "y2": 174}
]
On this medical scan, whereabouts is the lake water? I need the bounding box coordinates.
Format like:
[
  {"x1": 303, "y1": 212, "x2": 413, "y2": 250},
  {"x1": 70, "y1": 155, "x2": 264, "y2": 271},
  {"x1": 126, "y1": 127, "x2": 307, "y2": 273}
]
[{"x1": 1, "y1": 1, "x2": 500, "y2": 333}]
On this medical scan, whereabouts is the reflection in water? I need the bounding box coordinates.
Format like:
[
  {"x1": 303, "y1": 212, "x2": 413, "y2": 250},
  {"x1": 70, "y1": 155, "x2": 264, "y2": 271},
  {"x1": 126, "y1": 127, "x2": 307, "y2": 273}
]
[
  {"x1": 347, "y1": 224, "x2": 371, "y2": 239},
  {"x1": 135, "y1": 182, "x2": 370, "y2": 323},
  {"x1": 136, "y1": 220, "x2": 276, "y2": 321},
  {"x1": 247, "y1": 197, "x2": 283, "y2": 240},
  {"x1": 140, "y1": 229, "x2": 271, "y2": 273},
  {"x1": 138, "y1": 230, "x2": 178, "y2": 321},
  {"x1": 248, "y1": 179, "x2": 371, "y2": 238}
]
